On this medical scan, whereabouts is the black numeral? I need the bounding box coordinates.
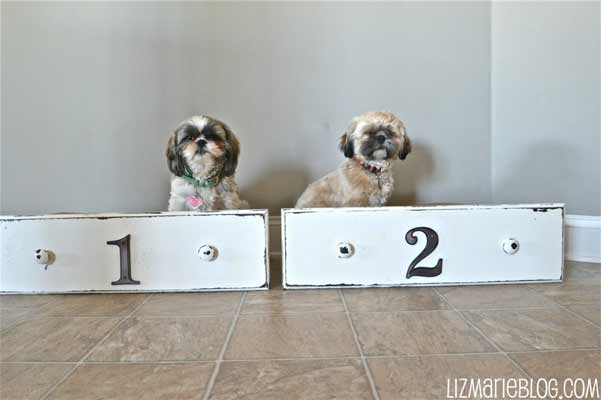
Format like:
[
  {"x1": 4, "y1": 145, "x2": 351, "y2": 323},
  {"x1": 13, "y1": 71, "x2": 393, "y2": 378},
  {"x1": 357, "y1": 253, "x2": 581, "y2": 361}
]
[
  {"x1": 107, "y1": 234, "x2": 140, "y2": 285},
  {"x1": 405, "y1": 227, "x2": 443, "y2": 279}
]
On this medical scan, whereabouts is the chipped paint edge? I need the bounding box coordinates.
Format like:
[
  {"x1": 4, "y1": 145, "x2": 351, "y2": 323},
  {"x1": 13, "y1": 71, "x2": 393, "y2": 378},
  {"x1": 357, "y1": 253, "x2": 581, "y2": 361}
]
[
  {"x1": 282, "y1": 203, "x2": 565, "y2": 215},
  {"x1": 282, "y1": 278, "x2": 564, "y2": 290},
  {"x1": 0, "y1": 286, "x2": 269, "y2": 294},
  {"x1": 0, "y1": 209, "x2": 268, "y2": 221}
]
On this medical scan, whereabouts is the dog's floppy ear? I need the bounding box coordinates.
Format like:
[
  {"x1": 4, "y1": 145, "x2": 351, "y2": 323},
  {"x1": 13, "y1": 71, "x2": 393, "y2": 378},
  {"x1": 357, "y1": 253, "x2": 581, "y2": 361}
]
[
  {"x1": 339, "y1": 119, "x2": 358, "y2": 158},
  {"x1": 399, "y1": 134, "x2": 412, "y2": 160},
  {"x1": 338, "y1": 133, "x2": 354, "y2": 158},
  {"x1": 166, "y1": 132, "x2": 187, "y2": 176},
  {"x1": 222, "y1": 124, "x2": 240, "y2": 177}
]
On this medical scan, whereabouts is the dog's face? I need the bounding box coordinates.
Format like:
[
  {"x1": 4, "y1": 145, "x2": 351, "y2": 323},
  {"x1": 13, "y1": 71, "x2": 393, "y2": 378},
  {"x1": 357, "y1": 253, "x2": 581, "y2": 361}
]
[
  {"x1": 339, "y1": 111, "x2": 411, "y2": 162},
  {"x1": 166, "y1": 116, "x2": 240, "y2": 179}
]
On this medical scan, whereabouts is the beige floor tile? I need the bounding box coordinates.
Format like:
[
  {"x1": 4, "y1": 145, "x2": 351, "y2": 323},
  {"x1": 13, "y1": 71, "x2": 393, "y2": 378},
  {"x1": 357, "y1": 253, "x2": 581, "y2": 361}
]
[
  {"x1": 1, "y1": 308, "x2": 32, "y2": 330},
  {"x1": 46, "y1": 363, "x2": 214, "y2": 400},
  {"x1": 369, "y1": 354, "x2": 526, "y2": 400},
  {"x1": 0, "y1": 295, "x2": 56, "y2": 309},
  {"x1": 563, "y1": 261, "x2": 601, "y2": 282},
  {"x1": 511, "y1": 350, "x2": 601, "y2": 379},
  {"x1": 87, "y1": 316, "x2": 231, "y2": 361},
  {"x1": 341, "y1": 288, "x2": 448, "y2": 312},
  {"x1": 351, "y1": 311, "x2": 494, "y2": 356},
  {"x1": 33, "y1": 294, "x2": 148, "y2": 317},
  {"x1": 135, "y1": 292, "x2": 242, "y2": 316},
  {"x1": 463, "y1": 309, "x2": 601, "y2": 352},
  {"x1": 1, "y1": 317, "x2": 120, "y2": 362},
  {"x1": 225, "y1": 313, "x2": 358, "y2": 359},
  {"x1": 0, "y1": 363, "x2": 73, "y2": 400},
  {"x1": 437, "y1": 285, "x2": 555, "y2": 310},
  {"x1": 530, "y1": 282, "x2": 600, "y2": 305},
  {"x1": 241, "y1": 290, "x2": 344, "y2": 314},
  {"x1": 209, "y1": 359, "x2": 372, "y2": 400},
  {"x1": 567, "y1": 304, "x2": 601, "y2": 326}
]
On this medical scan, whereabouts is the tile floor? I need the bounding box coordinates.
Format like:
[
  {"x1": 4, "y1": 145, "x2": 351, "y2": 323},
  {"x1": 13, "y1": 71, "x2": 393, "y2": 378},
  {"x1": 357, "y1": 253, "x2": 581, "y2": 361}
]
[{"x1": 0, "y1": 260, "x2": 599, "y2": 399}]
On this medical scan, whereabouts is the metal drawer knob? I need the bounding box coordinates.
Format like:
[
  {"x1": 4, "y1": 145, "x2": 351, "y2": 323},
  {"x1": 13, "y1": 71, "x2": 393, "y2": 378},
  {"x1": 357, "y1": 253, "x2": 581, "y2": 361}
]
[
  {"x1": 337, "y1": 242, "x2": 354, "y2": 258},
  {"x1": 503, "y1": 239, "x2": 520, "y2": 255},
  {"x1": 198, "y1": 245, "x2": 218, "y2": 261}
]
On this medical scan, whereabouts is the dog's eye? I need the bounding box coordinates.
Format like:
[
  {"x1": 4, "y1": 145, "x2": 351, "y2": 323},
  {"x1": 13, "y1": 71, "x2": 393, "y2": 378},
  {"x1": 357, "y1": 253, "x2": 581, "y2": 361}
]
[
  {"x1": 182, "y1": 135, "x2": 195, "y2": 142},
  {"x1": 203, "y1": 132, "x2": 222, "y2": 142}
]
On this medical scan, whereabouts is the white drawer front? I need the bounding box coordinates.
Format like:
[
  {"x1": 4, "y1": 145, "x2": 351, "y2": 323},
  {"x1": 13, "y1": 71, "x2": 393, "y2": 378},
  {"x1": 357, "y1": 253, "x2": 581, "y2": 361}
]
[
  {"x1": 1, "y1": 211, "x2": 268, "y2": 293},
  {"x1": 282, "y1": 204, "x2": 563, "y2": 288}
]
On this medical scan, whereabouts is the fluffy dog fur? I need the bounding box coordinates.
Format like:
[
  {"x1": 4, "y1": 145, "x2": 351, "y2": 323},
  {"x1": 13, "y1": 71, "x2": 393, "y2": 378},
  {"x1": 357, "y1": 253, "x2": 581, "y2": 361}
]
[
  {"x1": 295, "y1": 111, "x2": 411, "y2": 208},
  {"x1": 166, "y1": 116, "x2": 249, "y2": 211}
]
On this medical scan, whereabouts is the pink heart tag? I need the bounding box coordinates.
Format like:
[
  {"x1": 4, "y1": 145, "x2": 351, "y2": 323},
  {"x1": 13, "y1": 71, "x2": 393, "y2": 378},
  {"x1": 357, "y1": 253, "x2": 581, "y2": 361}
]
[{"x1": 188, "y1": 195, "x2": 203, "y2": 209}]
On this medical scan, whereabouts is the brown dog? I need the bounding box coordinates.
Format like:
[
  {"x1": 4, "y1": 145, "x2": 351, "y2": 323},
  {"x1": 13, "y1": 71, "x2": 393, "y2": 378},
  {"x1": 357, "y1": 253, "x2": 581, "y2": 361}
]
[{"x1": 295, "y1": 111, "x2": 411, "y2": 208}]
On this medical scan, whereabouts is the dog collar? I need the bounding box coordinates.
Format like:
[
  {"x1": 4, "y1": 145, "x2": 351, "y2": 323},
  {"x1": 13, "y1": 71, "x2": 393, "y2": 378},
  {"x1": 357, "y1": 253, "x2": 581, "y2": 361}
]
[
  {"x1": 181, "y1": 173, "x2": 217, "y2": 189},
  {"x1": 356, "y1": 159, "x2": 384, "y2": 174}
]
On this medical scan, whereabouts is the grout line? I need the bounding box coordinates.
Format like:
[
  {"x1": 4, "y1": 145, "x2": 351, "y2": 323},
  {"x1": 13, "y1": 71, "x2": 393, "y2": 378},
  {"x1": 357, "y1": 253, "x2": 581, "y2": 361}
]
[
  {"x1": 506, "y1": 347, "x2": 601, "y2": 355},
  {"x1": 432, "y1": 288, "x2": 534, "y2": 380},
  {"x1": 338, "y1": 289, "x2": 381, "y2": 400},
  {"x1": 240, "y1": 310, "x2": 346, "y2": 315},
  {"x1": 196, "y1": 352, "x2": 504, "y2": 362},
  {"x1": 25, "y1": 307, "x2": 567, "y2": 318},
  {"x1": 81, "y1": 314, "x2": 239, "y2": 319},
  {"x1": 201, "y1": 292, "x2": 246, "y2": 400},
  {"x1": 38, "y1": 293, "x2": 156, "y2": 400},
  {"x1": 0, "y1": 316, "x2": 30, "y2": 334},
  {"x1": 4, "y1": 315, "x2": 143, "y2": 320},
  {"x1": 0, "y1": 304, "x2": 588, "y2": 319},
  {"x1": 0, "y1": 360, "x2": 213, "y2": 365},
  {"x1": 525, "y1": 278, "x2": 601, "y2": 329},
  {"x1": 563, "y1": 308, "x2": 601, "y2": 329},
  {"x1": 34, "y1": 360, "x2": 85, "y2": 397},
  {"x1": 537, "y1": 295, "x2": 601, "y2": 330},
  {"x1": 342, "y1": 306, "x2": 564, "y2": 314},
  {"x1": 233, "y1": 306, "x2": 568, "y2": 316},
  {"x1": 2, "y1": 347, "x2": 600, "y2": 366}
]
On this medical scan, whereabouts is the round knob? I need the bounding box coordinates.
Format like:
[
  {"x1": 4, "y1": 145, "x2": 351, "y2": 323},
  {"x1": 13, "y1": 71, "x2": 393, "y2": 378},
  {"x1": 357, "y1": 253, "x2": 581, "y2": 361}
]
[
  {"x1": 198, "y1": 245, "x2": 218, "y2": 261},
  {"x1": 503, "y1": 239, "x2": 520, "y2": 255},
  {"x1": 34, "y1": 249, "x2": 53, "y2": 265},
  {"x1": 336, "y1": 242, "x2": 354, "y2": 258}
]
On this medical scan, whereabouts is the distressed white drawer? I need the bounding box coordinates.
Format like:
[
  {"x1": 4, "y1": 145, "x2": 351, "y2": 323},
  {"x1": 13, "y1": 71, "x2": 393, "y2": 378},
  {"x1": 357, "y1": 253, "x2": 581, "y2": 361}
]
[
  {"x1": 1, "y1": 210, "x2": 269, "y2": 293},
  {"x1": 282, "y1": 204, "x2": 564, "y2": 288}
]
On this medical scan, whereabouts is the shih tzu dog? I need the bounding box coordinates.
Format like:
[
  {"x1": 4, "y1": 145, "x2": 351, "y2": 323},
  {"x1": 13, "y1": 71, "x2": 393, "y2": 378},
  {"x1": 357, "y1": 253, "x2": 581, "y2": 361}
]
[
  {"x1": 166, "y1": 116, "x2": 249, "y2": 211},
  {"x1": 295, "y1": 111, "x2": 411, "y2": 208}
]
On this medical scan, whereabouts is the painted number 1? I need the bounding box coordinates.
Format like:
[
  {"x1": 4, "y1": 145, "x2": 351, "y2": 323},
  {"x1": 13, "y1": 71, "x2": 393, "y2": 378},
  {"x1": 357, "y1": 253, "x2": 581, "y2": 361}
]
[
  {"x1": 107, "y1": 234, "x2": 140, "y2": 285},
  {"x1": 405, "y1": 227, "x2": 443, "y2": 279}
]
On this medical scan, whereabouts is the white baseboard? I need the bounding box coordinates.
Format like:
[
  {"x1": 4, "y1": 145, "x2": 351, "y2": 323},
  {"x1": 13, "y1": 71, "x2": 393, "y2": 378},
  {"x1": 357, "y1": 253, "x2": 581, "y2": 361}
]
[
  {"x1": 270, "y1": 214, "x2": 601, "y2": 264},
  {"x1": 565, "y1": 215, "x2": 601, "y2": 263}
]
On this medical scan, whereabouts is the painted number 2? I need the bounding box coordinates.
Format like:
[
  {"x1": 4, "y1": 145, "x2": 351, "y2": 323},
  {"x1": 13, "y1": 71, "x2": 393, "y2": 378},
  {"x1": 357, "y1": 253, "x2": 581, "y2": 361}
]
[{"x1": 405, "y1": 227, "x2": 443, "y2": 279}]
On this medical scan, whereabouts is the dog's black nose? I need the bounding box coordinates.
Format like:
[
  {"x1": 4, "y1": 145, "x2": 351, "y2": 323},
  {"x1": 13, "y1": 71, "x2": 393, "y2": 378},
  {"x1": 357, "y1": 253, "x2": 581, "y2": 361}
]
[
  {"x1": 196, "y1": 139, "x2": 207, "y2": 147},
  {"x1": 376, "y1": 134, "x2": 386, "y2": 144}
]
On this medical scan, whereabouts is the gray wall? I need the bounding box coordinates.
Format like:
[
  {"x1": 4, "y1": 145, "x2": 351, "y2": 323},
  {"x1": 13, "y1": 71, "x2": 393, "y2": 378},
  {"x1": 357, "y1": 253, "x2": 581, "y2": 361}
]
[
  {"x1": 1, "y1": 2, "x2": 599, "y2": 216},
  {"x1": 1, "y1": 1, "x2": 491, "y2": 214},
  {"x1": 492, "y1": 1, "x2": 601, "y2": 215},
  {"x1": 2, "y1": 2, "x2": 215, "y2": 214}
]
